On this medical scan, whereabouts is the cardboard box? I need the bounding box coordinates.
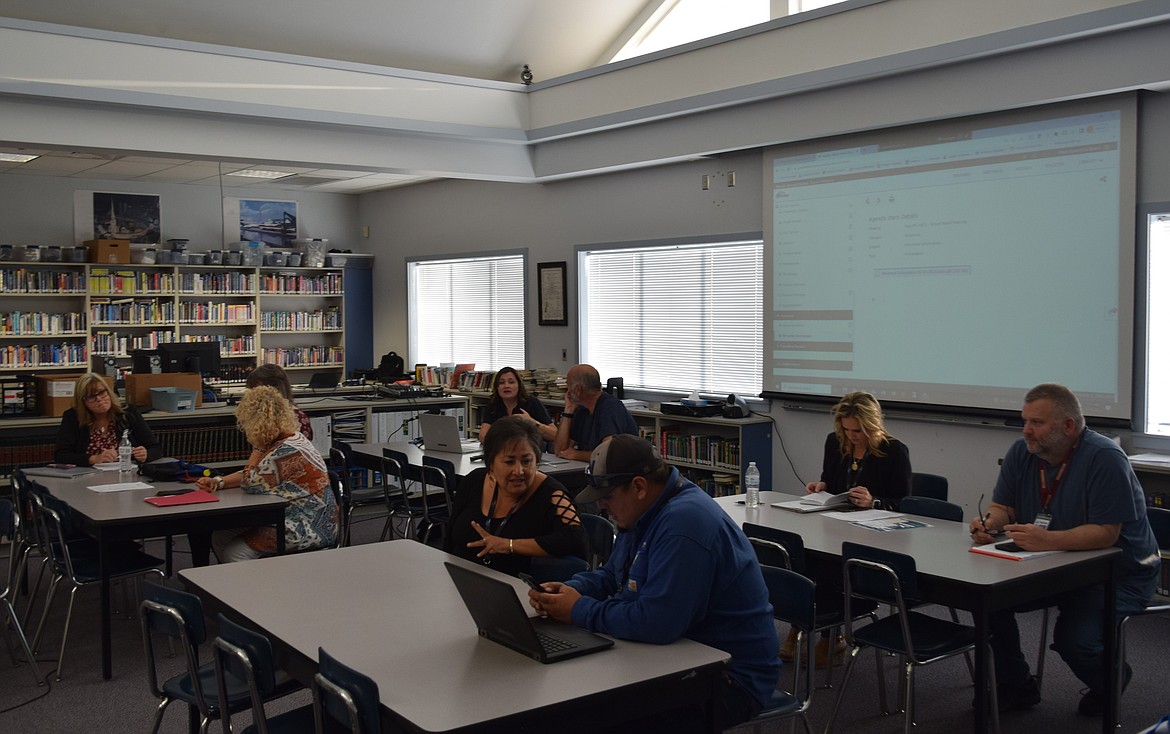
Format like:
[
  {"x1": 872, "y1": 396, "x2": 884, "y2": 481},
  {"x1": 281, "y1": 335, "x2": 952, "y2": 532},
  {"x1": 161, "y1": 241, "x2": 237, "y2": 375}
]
[
  {"x1": 125, "y1": 372, "x2": 203, "y2": 409},
  {"x1": 36, "y1": 373, "x2": 115, "y2": 417},
  {"x1": 85, "y1": 239, "x2": 131, "y2": 264}
]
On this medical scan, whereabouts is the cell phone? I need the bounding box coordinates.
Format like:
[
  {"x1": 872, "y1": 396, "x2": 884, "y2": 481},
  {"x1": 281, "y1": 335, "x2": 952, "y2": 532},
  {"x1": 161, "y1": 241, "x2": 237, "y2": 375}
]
[
  {"x1": 994, "y1": 540, "x2": 1023, "y2": 553},
  {"x1": 518, "y1": 572, "x2": 550, "y2": 594},
  {"x1": 154, "y1": 488, "x2": 195, "y2": 497}
]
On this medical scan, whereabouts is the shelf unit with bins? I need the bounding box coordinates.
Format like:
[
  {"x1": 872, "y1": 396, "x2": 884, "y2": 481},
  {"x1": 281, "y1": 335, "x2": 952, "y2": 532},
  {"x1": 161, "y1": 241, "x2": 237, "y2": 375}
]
[
  {"x1": 256, "y1": 268, "x2": 345, "y2": 376},
  {"x1": 629, "y1": 408, "x2": 772, "y2": 498},
  {"x1": 0, "y1": 262, "x2": 89, "y2": 370}
]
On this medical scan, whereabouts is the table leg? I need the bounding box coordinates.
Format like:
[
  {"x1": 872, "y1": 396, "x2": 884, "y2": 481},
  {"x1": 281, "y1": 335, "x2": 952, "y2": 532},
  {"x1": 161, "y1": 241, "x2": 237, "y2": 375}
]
[
  {"x1": 276, "y1": 513, "x2": 286, "y2": 554},
  {"x1": 99, "y1": 538, "x2": 112, "y2": 680},
  {"x1": 1102, "y1": 565, "x2": 1118, "y2": 733},
  {"x1": 973, "y1": 608, "x2": 989, "y2": 734}
]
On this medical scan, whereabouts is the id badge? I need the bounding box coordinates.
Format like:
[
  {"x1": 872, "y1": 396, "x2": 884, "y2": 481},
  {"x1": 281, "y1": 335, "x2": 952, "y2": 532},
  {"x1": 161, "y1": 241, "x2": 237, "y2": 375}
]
[{"x1": 1033, "y1": 513, "x2": 1052, "y2": 529}]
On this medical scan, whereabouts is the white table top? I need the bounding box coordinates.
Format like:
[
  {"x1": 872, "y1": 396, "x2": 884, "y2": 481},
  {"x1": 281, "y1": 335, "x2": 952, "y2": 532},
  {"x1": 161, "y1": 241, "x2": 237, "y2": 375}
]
[
  {"x1": 351, "y1": 441, "x2": 588, "y2": 478},
  {"x1": 181, "y1": 540, "x2": 728, "y2": 733}
]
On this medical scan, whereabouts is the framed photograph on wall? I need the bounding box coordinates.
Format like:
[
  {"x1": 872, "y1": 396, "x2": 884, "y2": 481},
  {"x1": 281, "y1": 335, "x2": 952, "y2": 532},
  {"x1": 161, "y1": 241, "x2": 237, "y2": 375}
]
[
  {"x1": 74, "y1": 191, "x2": 161, "y2": 244},
  {"x1": 538, "y1": 261, "x2": 568, "y2": 326},
  {"x1": 223, "y1": 197, "x2": 298, "y2": 247}
]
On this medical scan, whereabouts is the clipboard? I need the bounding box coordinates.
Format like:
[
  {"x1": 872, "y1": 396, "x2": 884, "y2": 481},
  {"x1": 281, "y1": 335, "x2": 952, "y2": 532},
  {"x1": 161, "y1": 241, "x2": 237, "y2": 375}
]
[{"x1": 144, "y1": 489, "x2": 220, "y2": 507}]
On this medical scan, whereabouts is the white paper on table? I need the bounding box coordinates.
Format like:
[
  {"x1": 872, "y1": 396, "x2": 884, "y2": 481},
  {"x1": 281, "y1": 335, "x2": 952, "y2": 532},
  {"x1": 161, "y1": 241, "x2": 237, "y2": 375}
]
[
  {"x1": 93, "y1": 462, "x2": 124, "y2": 471},
  {"x1": 88, "y1": 482, "x2": 153, "y2": 493},
  {"x1": 822, "y1": 509, "x2": 904, "y2": 522}
]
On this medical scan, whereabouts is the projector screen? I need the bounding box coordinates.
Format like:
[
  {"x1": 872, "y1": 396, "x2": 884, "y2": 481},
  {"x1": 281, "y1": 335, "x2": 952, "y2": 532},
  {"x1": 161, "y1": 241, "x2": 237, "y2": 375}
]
[{"x1": 763, "y1": 95, "x2": 1136, "y2": 422}]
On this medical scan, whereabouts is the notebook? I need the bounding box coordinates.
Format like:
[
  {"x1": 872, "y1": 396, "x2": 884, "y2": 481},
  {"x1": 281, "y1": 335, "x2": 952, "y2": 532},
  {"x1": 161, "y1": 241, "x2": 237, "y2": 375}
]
[
  {"x1": 22, "y1": 465, "x2": 97, "y2": 479},
  {"x1": 772, "y1": 491, "x2": 854, "y2": 513},
  {"x1": 144, "y1": 489, "x2": 220, "y2": 507},
  {"x1": 444, "y1": 562, "x2": 613, "y2": 664},
  {"x1": 419, "y1": 413, "x2": 480, "y2": 454}
]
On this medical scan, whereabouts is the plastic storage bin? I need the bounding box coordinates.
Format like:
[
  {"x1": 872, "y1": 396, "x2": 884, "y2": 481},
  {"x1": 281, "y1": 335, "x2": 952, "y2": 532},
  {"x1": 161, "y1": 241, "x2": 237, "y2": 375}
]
[{"x1": 150, "y1": 386, "x2": 197, "y2": 412}]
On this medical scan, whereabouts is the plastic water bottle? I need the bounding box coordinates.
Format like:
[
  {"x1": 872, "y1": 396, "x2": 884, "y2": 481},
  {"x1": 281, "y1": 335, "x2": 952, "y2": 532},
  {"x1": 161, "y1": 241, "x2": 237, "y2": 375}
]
[
  {"x1": 119, "y1": 429, "x2": 133, "y2": 473},
  {"x1": 745, "y1": 461, "x2": 761, "y2": 508}
]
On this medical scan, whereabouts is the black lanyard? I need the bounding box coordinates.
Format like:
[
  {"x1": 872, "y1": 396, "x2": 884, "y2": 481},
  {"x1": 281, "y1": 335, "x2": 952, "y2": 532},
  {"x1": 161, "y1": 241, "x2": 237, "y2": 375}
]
[{"x1": 484, "y1": 480, "x2": 523, "y2": 535}]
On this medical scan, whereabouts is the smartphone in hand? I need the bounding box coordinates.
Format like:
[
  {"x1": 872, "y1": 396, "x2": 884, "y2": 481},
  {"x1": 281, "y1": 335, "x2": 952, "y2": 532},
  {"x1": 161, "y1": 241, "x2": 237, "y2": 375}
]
[{"x1": 518, "y1": 572, "x2": 551, "y2": 594}]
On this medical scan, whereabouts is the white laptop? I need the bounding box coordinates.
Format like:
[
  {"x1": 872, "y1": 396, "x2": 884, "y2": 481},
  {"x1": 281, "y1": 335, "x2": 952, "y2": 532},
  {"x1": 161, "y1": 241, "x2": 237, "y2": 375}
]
[{"x1": 419, "y1": 412, "x2": 481, "y2": 453}]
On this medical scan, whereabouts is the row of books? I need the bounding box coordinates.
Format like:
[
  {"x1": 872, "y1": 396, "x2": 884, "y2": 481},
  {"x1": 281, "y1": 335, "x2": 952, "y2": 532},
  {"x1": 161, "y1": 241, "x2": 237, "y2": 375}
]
[
  {"x1": 0, "y1": 268, "x2": 86, "y2": 294},
  {"x1": 678, "y1": 467, "x2": 741, "y2": 498},
  {"x1": 260, "y1": 346, "x2": 345, "y2": 367},
  {"x1": 0, "y1": 343, "x2": 87, "y2": 369},
  {"x1": 90, "y1": 298, "x2": 177, "y2": 324},
  {"x1": 455, "y1": 369, "x2": 498, "y2": 391},
  {"x1": 258, "y1": 272, "x2": 343, "y2": 295},
  {"x1": 259, "y1": 308, "x2": 342, "y2": 331},
  {"x1": 89, "y1": 268, "x2": 176, "y2": 294},
  {"x1": 91, "y1": 329, "x2": 176, "y2": 355},
  {"x1": 0, "y1": 311, "x2": 87, "y2": 335},
  {"x1": 178, "y1": 271, "x2": 256, "y2": 294},
  {"x1": 656, "y1": 427, "x2": 741, "y2": 470},
  {"x1": 179, "y1": 301, "x2": 255, "y2": 323}
]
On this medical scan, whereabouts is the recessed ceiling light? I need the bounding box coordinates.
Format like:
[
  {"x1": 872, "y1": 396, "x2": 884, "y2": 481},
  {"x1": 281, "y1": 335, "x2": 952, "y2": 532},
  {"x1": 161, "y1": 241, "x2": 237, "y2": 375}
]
[
  {"x1": 225, "y1": 169, "x2": 294, "y2": 179},
  {"x1": 0, "y1": 153, "x2": 40, "y2": 163}
]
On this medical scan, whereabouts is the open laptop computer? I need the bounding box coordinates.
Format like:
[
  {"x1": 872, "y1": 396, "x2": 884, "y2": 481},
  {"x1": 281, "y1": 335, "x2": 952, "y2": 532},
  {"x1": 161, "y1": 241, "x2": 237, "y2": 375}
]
[
  {"x1": 307, "y1": 371, "x2": 340, "y2": 390},
  {"x1": 419, "y1": 413, "x2": 480, "y2": 453},
  {"x1": 444, "y1": 562, "x2": 613, "y2": 663}
]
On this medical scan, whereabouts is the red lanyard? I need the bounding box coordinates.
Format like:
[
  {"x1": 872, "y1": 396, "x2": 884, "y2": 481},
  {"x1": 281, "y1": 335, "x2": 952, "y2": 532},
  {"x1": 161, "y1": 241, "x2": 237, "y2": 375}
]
[{"x1": 1038, "y1": 439, "x2": 1079, "y2": 512}]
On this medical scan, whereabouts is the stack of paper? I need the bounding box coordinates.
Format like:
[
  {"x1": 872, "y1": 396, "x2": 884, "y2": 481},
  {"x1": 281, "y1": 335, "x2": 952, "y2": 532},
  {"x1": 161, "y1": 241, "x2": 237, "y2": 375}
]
[{"x1": 772, "y1": 492, "x2": 853, "y2": 513}]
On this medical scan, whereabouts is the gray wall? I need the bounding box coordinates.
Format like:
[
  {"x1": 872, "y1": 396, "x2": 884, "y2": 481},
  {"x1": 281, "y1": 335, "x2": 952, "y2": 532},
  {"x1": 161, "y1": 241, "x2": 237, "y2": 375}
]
[{"x1": 357, "y1": 90, "x2": 1170, "y2": 515}]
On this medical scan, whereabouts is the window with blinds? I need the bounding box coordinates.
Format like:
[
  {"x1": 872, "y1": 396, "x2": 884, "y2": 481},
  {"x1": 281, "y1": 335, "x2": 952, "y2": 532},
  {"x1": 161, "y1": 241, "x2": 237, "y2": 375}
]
[
  {"x1": 407, "y1": 252, "x2": 525, "y2": 370},
  {"x1": 579, "y1": 238, "x2": 763, "y2": 396}
]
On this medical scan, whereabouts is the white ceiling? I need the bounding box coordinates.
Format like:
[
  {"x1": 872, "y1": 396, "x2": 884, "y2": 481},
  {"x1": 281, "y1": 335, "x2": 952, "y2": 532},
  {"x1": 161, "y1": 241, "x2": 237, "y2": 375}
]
[{"x1": 0, "y1": 0, "x2": 657, "y2": 192}]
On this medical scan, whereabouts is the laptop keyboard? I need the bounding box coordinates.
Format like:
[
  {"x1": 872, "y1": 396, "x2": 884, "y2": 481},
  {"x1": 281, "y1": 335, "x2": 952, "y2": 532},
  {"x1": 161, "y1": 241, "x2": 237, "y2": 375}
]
[{"x1": 536, "y1": 631, "x2": 579, "y2": 654}]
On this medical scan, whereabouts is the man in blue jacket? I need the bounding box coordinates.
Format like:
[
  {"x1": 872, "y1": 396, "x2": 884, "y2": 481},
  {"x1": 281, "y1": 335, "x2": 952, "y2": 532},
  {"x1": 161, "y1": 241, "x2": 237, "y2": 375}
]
[{"x1": 530, "y1": 435, "x2": 780, "y2": 732}]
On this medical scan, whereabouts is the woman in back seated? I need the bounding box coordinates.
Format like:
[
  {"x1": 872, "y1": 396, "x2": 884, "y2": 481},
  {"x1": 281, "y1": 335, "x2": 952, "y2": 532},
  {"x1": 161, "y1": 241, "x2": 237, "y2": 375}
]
[
  {"x1": 805, "y1": 391, "x2": 911, "y2": 511},
  {"x1": 446, "y1": 415, "x2": 587, "y2": 577},
  {"x1": 479, "y1": 367, "x2": 555, "y2": 444},
  {"x1": 207, "y1": 385, "x2": 337, "y2": 562},
  {"x1": 55, "y1": 372, "x2": 161, "y2": 467}
]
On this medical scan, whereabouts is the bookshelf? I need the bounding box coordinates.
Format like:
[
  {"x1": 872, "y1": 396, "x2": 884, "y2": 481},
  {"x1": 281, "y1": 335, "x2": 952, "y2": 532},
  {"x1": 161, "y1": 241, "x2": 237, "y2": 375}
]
[{"x1": 0, "y1": 263, "x2": 89, "y2": 370}]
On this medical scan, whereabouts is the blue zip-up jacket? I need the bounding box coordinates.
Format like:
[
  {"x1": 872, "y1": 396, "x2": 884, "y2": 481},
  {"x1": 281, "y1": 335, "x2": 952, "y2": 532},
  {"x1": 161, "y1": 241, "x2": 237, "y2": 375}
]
[{"x1": 566, "y1": 468, "x2": 780, "y2": 706}]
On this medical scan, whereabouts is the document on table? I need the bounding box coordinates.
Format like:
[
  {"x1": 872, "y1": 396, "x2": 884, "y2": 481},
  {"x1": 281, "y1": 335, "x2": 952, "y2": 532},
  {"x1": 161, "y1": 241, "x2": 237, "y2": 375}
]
[
  {"x1": 89, "y1": 481, "x2": 154, "y2": 493},
  {"x1": 773, "y1": 492, "x2": 853, "y2": 513},
  {"x1": 848, "y1": 515, "x2": 931, "y2": 532},
  {"x1": 822, "y1": 509, "x2": 903, "y2": 522}
]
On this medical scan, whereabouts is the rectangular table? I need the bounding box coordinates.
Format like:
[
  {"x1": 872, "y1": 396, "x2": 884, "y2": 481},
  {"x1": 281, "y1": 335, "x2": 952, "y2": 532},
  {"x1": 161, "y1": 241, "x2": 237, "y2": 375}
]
[
  {"x1": 350, "y1": 441, "x2": 588, "y2": 479},
  {"x1": 22, "y1": 468, "x2": 287, "y2": 680},
  {"x1": 181, "y1": 540, "x2": 730, "y2": 733},
  {"x1": 716, "y1": 492, "x2": 1120, "y2": 734}
]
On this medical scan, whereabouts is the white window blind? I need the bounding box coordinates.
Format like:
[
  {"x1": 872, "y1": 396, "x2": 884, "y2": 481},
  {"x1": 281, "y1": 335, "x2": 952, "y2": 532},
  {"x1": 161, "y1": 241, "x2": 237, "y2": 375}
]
[
  {"x1": 408, "y1": 253, "x2": 525, "y2": 370},
  {"x1": 579, "y1": 239, "x2": 763, "y2": 396}
]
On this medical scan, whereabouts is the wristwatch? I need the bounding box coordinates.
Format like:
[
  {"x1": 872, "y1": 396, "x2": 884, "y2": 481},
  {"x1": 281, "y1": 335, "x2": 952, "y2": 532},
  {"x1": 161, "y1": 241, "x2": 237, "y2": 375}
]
[{"x1": 214, "y1": 476, "x2": 225, "y2": 491}]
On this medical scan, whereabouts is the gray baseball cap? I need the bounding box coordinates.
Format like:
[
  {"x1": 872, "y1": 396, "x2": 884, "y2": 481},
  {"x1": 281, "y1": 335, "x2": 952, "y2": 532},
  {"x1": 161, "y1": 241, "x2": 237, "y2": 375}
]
[{"x1": 576, "y1": 434, "x2": 664, "y2": 504}]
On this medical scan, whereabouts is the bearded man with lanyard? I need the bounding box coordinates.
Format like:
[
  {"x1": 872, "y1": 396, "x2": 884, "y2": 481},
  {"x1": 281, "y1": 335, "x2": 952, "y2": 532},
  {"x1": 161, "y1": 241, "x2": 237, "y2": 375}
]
[{"x1": 969, "y1": 383, "x2": 1159, "y2": 716}]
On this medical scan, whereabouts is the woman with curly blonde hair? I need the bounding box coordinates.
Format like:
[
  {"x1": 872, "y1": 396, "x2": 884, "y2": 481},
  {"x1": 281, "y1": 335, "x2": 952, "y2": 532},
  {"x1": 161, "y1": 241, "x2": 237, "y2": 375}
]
[{"x1": 208, "y1": 385, "x2": 337, "y2": 562}]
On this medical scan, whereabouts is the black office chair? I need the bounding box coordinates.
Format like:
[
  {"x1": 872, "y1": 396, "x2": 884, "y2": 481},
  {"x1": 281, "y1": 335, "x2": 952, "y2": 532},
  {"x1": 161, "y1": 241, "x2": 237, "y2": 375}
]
[
  {"x1": 910, "y1": 472, "x2": 949, "y2": 501},
  {"x1": 743, "y1": 522, "x2": 878, "y2": 687},
  {"x1": 212, "y1": 613, "x2": 313, "y2": 734},
  {"x1": 331, "y1": 443, "x2": 395, "y2": 542},
  {"x1": 1, "y1": 498, "x2": 44, "y2": 686},
  {"x1": 825, "y1": 542, "x2": 1000, "y2": 734},
  {"x1": 579, "y1": 512, "x2": 616, "y2": 570},
  {"x1": 140, "y1": 582, "x2": 300, "y2": 734},
  {"x1": 899, "y1": 496, "x2": 963, "y2": 523},
  {"x1": 419, "y1": 455, "x2": 456, "y2": 548},
  {"x1": 326, "y1": 469, "x2": 350, "y2": 548},
  {"x1": 742, "y1": 565, "x2": 817, "y2": 734},
  {"x1": 30, "y1": 490, "x2": 165, "y2": 682}
]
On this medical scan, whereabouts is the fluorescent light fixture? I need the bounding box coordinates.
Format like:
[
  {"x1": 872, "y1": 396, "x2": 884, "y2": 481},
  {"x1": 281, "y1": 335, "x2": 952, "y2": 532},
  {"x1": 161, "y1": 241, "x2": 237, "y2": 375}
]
[
  {"x1": 225, "y1": 169, "x2": 294, "y2": 179},
  {"x1": 0, "y1": 153, "x2": 40, "y2": 163}
]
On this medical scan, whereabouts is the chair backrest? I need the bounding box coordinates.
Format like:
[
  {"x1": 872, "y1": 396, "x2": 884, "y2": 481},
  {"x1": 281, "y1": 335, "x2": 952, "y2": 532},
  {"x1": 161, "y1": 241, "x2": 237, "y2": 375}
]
[
  {"x1": 326, "y1": 469, "x2": 349, "y2": 548},
  {"x1": 842, "y1": 541, "x2": 920, "y2": 605},
  {"x1": 314, "y1": 646, "x2": 381, "y2": 734},
  {"x1": 759, "y1": 565, "x2": 817, "y2": 711},
  {"x1": 140, "y1": 581, "x2": 209, "y2": 711},
  {"x1": 899, "y1": 495, "x2": 964, "y2": 523},
  {"x1": 579, "y1": 513, "x2": 616, "y2": 570},
  {"x1": 382, "y1": 447, "x2": 412, "y2": 504},
  {"x1": 212, "y1": 613, "x2": 282, "y2": 733},
  {"x1": 742, "y1": 522, "x2": 807, "y2": 573},
  {"x1": 1148, "y1": 506, "x2": 1170, "y2": 549},
  {"x1": 420, "y1": 455, "x2": 456, "y2": 516},
  {"x1": 911, "y1": 472, "x2": 949, "y2": 501},
  {"x1": 747, "y1": 536, "x2": 793, "y2": 571},
  {"x1": 529, "y1": 554, "x2": 590, "y2": 584}
]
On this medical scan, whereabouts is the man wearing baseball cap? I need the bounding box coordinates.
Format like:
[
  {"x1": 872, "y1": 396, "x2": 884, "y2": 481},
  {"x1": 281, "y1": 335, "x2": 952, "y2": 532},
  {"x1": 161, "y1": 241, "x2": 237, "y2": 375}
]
[{"x1": 528, "y1": 434, "x2": 780, "y2": 732}]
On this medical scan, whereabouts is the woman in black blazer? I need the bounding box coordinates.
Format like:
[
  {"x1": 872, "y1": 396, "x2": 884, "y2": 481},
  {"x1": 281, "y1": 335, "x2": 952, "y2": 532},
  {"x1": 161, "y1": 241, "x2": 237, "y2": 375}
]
[{"x1": 54, "y1": 372, "x2": 161, "y2": 467}]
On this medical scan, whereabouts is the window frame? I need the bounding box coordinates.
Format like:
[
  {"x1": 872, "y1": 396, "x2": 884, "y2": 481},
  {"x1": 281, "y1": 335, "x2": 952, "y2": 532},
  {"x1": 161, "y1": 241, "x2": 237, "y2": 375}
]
[
  {"x1": 576, "y1": 233, "x2": 764, "y2": 398},
  {"x1": 1134, "y1": 202, "x2": 1170, "y2": 450},
  {"x1": 406, "y1": 249, "x2": 528, "y2": 371}
]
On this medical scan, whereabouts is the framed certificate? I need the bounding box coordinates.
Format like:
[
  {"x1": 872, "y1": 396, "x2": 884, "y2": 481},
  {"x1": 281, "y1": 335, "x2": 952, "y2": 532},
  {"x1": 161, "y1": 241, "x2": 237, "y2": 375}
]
[{"x1": 538, "y1": 261, "x2": 568, "y2": 326}]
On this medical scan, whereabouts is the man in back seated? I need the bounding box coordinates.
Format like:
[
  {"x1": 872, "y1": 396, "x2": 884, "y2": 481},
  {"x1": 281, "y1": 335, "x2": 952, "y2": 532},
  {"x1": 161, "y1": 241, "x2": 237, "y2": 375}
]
[
  {"x1": 969, "y1": 383, "x2": 1159, "y2": 716},
  {"x1": 554, "y1": 363, "x2": 637, "y2": 461},
  {"x1": 530, "y1": 435, "x2": 780, "y2": 732}
]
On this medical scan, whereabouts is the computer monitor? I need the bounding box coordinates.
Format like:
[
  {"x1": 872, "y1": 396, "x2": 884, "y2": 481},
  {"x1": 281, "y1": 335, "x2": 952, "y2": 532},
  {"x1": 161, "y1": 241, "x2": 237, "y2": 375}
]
[{"x1": 156, "y1": 341, "x2": 222, "y2": 377}]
